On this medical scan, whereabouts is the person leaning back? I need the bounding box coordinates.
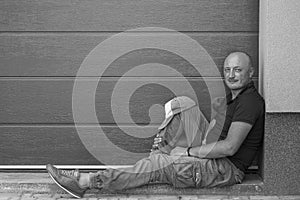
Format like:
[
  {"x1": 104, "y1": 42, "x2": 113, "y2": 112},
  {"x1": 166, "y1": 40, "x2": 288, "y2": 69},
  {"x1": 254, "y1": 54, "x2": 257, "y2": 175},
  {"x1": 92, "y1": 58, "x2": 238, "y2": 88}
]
[{"x1": 46, "y1": 51, "x2": 265, "y2": 198}]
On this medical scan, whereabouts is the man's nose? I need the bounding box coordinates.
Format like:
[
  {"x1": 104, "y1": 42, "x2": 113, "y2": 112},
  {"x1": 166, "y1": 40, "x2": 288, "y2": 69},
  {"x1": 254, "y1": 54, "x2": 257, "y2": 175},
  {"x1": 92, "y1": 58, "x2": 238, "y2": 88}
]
[{"x1": 229, "y1": 69, "x2": 235, "y2": 78}]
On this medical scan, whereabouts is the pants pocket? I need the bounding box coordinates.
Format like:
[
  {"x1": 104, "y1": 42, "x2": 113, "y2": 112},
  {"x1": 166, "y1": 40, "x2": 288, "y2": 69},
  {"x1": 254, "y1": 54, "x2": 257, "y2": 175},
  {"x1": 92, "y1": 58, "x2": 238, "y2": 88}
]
[
  {"x1": 172, "y1": 158, "x2": 195, "y2": 188},
  {"x1": 217, "y1": 161, "x2": 227, "y2": 175},
  {"x1": 215, "y1": 159, "x2": 243, "y2": 187}
]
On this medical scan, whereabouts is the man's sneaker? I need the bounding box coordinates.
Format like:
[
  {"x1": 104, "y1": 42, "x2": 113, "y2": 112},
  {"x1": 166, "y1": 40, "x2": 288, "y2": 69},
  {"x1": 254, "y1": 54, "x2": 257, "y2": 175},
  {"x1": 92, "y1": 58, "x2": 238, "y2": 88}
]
[{"x1": 46, "y1": 164, "x2": 87, "y2": 198}]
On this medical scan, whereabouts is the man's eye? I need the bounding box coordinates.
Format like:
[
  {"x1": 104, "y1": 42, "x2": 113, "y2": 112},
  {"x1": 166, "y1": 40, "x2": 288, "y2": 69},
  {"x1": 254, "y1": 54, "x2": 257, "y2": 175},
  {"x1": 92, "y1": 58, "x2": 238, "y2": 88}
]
[
  {"x1": 224, "y1": 68, "x2": 230, "y2": 72},
  {"x1": 235, "y1": 69, "x2": 241, "y2": 72}
]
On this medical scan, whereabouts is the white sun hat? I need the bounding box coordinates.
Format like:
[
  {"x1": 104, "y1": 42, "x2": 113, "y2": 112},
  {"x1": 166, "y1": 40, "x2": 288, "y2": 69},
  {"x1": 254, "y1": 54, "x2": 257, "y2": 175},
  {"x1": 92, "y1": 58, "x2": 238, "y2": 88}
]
[{"x1": 158, "y1": 96, "x2": 196, "y2": 130}]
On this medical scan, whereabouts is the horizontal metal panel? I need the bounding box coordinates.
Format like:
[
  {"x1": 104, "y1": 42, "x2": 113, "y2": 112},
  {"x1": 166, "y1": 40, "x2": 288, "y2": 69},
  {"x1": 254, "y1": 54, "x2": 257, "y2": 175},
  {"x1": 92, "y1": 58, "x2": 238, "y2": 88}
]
[
  {"x1": 1, "y1": 78, "x2": 244, "y2": 124},
  {"x1": 0, "y1": 0, "x2": 258, "y2": 31},
  {"x1": 0, "y1": 124, "x2": 259, "y2": 167},
  {"x1": 0, "y1": 125, "x2": 156, "y2": 165},
  {"x1": 0, "y1": 33, "x2": 258, "y2": 77}
]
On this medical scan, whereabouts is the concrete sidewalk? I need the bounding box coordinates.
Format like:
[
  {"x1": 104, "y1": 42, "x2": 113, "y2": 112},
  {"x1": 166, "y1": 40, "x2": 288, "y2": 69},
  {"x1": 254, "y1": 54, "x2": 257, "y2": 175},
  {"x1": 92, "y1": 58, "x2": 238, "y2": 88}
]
[
  {"x1": 0, "y1": 193, "x2": 299, "y2": 200},
  {"x1": 0, "y1": 173, "x2": 299, "y2": 200}
]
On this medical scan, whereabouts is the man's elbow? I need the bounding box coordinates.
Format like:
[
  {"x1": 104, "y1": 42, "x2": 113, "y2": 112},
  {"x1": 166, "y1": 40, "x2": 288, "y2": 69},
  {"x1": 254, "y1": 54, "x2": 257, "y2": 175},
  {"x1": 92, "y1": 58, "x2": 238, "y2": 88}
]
[{"x1": 225, "y1": 144, "x2": 238, "y2": 156}]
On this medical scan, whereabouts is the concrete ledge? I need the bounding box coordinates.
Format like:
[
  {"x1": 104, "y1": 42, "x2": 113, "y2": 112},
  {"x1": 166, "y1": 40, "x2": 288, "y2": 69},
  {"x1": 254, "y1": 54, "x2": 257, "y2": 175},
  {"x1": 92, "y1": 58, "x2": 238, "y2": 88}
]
[{"x1": 0, "y1": 173, "x2": 264, "y2": 195}]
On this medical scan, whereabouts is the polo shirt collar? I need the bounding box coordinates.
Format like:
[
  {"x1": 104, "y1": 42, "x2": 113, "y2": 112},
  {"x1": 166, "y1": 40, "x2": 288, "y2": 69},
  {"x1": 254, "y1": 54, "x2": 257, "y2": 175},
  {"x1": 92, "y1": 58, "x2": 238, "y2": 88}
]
[{"x1": 226, "y1": 81, "x2": 255, "y2": 105}]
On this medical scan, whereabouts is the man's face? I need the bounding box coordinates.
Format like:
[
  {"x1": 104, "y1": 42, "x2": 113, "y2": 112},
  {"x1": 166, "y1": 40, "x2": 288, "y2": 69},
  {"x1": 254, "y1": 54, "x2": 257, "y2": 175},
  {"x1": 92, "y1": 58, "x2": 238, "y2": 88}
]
[{"x1": 223, "y1": 54, "x2": 253, "y2": 91}]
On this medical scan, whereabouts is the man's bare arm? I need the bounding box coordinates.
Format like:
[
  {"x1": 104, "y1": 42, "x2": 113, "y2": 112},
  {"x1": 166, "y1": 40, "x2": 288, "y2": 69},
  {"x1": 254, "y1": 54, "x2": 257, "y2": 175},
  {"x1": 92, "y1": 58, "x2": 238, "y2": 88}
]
[
  {"x1": 170, "y1": 121, "x2": 252, "y2": 158},
  {"x1": 190, "y1": 121, "x2": 252, "y2": 158}
]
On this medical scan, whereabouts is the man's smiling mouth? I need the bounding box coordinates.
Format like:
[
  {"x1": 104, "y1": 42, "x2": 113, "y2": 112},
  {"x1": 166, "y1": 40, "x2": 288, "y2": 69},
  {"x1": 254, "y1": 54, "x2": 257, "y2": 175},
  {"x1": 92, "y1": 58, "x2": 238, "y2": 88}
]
[{"x1": 227, "y1": 79, "x2": 238, "y2": 83}]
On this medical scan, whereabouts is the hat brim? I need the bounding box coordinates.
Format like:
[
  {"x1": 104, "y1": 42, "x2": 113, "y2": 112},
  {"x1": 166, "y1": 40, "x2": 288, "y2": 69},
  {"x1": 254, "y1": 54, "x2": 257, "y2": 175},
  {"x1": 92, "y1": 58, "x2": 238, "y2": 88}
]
[
  {"x1": 158, "y1": 105, "x2": 195, "y2": 130},
  {"x1": 158, "y1": 96, "x2": 196, "y2": 130},
  {"x1": 158, "y1": 115, "x2": 173, "y2": 130}
]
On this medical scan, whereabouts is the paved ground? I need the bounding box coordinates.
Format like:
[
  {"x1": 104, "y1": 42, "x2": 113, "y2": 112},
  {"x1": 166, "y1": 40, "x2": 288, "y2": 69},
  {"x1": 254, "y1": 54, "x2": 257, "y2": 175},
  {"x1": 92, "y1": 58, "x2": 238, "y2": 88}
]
[
  {"x1": 0, "y1": 193, "x2": 299, "y2": 200},
  {"x1": 0, "y1": 173, "x2": 299, "y2": 200}
]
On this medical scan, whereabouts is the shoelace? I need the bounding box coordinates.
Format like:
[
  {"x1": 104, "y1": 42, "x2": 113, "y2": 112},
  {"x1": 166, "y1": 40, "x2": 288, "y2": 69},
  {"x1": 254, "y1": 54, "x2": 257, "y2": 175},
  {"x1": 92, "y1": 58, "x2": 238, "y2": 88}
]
[{"x1": 60, "y1": 169, "x2": 79, "y2": 178}]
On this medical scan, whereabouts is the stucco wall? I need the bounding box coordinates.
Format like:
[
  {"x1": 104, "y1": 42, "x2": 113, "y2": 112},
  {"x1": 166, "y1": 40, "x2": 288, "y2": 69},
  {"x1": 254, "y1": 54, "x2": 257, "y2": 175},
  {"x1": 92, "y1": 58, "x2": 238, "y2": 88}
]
[{"x1": 260, "y1": 0, "x2": 300, "y2": 112}]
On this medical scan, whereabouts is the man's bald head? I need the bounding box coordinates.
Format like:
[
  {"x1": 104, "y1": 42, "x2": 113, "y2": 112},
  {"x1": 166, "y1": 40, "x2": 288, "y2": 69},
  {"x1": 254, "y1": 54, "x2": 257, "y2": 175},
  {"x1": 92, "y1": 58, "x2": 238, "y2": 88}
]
[
  {"x1": 224, "y1": 52, "x2": 253, "y2": 71},
  {"x1": 223, "y1": 52, "x2": 254, "y2": 92}
]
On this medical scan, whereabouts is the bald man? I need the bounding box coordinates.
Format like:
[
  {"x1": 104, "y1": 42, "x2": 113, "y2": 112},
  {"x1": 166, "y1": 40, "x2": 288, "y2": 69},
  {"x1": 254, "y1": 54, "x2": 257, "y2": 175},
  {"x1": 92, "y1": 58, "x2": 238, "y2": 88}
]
[{"x1": 47, "y1": 52, "x2": 265, "y2": 198}]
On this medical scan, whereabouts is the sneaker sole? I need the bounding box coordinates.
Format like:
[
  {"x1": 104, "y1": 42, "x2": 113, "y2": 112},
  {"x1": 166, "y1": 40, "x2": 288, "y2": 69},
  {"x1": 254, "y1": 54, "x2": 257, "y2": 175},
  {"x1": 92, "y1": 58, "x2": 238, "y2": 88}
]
[{"x1": 47, "y1": 169, "x2": 82, "y2": 199}]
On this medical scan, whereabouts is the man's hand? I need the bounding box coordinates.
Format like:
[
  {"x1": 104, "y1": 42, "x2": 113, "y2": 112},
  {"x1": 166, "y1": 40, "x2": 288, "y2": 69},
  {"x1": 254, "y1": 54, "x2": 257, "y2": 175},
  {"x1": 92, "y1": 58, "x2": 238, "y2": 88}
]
[
  {"x1": 170, "y1": 146, "x2": 188, "y2": 157},
  {"x1": 151, "y1": 134, "x2": 162, "y2": 150}
]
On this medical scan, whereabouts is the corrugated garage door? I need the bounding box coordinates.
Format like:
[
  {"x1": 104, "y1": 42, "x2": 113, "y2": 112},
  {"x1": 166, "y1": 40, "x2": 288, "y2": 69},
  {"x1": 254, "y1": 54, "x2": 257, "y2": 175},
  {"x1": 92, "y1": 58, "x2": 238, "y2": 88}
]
[{"x1": 0, "y1": 0, "x2": 258, "y2": 168}]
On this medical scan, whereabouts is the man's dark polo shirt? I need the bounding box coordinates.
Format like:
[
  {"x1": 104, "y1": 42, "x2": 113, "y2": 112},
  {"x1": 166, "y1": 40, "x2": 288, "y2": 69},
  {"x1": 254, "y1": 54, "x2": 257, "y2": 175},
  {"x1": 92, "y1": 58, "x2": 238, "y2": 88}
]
[{"x1": 219, "y1": 81, "x2": 265, "y2": 173}]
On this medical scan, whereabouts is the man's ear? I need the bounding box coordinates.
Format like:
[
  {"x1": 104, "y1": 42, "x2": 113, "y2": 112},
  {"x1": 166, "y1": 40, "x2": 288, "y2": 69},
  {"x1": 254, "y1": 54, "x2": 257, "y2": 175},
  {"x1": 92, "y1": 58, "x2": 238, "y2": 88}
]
[{"x1": 249, "y1": 67, "x2": 254, "y2": 78}]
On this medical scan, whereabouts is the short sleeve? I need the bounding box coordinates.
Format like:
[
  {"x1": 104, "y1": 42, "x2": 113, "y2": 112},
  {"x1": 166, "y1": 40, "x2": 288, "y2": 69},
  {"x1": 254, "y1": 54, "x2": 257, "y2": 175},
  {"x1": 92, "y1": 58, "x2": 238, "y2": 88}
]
[{"x1": 232, "y1": 96, "x2": 261, "y2": 125}]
